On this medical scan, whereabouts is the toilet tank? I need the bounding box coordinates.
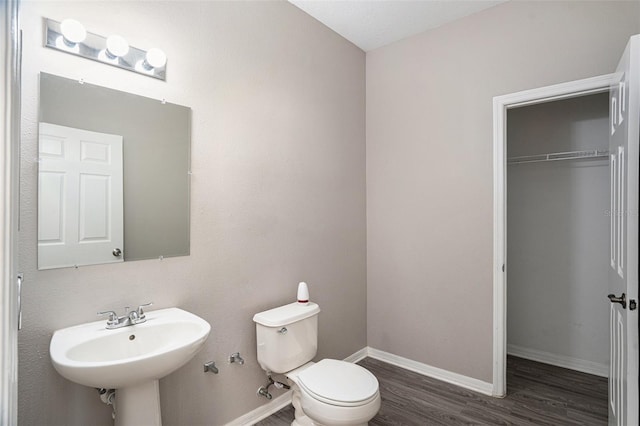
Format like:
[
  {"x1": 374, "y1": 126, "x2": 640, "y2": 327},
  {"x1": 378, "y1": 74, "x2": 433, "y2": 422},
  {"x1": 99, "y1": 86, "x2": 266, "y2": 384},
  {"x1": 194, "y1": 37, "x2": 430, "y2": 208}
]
[{"x1": 253, "y1": 302, "x2": 320, "y2": 374}]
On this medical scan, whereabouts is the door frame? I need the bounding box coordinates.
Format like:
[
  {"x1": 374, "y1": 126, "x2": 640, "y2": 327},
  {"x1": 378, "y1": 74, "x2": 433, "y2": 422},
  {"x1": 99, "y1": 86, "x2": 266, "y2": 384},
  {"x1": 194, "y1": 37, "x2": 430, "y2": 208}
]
[
  {"x1": 1, "y1": 0, "x2": 21, "y2": 424},
  {"x1": 492, "y1": 73, "x2": 615, "y2": 397}
]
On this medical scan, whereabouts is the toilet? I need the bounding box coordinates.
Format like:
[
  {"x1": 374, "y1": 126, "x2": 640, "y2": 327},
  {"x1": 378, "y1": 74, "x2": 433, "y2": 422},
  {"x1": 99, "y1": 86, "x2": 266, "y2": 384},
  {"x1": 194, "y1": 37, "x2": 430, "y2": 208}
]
[{"x1": 253, "y1": 301, "x2": 381, "y2": 426}]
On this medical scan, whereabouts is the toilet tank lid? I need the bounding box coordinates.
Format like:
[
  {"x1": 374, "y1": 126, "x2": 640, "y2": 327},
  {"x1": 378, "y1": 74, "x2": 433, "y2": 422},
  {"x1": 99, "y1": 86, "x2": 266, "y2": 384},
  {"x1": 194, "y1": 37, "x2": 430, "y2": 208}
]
[{"x1": 253, "y1": 302, "x2": 320, "y2": 327}]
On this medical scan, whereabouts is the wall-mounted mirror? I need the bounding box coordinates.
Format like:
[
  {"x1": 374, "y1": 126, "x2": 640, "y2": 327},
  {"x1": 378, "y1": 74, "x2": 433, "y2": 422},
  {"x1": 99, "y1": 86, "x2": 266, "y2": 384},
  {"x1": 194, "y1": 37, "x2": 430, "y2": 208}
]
[{"x1": 38, "y1": 73, "x2": 191, "y2": 270}]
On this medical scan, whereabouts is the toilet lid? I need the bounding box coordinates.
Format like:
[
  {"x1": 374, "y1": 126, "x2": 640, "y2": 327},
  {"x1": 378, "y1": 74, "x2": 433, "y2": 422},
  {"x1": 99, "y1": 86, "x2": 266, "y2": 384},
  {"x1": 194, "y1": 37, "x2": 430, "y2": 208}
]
[{"x1": 297, "y1": 359, "x2": 379, "y2": 405}]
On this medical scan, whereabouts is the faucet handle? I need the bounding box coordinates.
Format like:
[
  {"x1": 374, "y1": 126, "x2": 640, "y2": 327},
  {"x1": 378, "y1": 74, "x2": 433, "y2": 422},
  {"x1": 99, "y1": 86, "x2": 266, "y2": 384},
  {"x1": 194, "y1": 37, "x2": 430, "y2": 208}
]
[
  {"x1": 97, "y1": 310, "x2": 119, "y2": 326},
  {"x1": 136, "y1": 302, "x2": 153, "y2": 319}
]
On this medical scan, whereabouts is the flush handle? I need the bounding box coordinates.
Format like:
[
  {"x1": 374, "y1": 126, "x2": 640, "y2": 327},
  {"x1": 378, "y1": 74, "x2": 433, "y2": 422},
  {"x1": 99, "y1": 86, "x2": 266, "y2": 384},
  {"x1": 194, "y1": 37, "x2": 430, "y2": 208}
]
[{"x1": 277, "y1": 327, "x2": 287, "y2": 334}]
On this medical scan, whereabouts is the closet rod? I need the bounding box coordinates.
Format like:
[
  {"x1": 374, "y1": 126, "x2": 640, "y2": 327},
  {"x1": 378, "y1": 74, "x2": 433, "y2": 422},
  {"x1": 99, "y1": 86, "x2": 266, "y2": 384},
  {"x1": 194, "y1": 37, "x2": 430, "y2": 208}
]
[{"x1": 507, "y1": 149, "x2": 609, "y2": 165}]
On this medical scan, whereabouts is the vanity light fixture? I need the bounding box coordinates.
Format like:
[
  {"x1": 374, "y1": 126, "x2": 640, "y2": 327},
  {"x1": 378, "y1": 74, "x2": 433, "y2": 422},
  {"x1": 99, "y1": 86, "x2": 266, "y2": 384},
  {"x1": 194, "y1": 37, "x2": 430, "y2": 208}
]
[{"x1": 44, "y1": 18, "x2": 167, "y2": 81}]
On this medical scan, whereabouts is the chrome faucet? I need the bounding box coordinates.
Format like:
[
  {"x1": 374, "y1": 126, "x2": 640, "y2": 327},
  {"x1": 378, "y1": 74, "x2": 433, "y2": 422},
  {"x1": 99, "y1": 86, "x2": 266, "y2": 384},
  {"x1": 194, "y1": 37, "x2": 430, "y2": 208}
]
[
  {"x1": 128, "y1": 309, "x2": 140, "y2": 323},
  {"x1": 98, "y1": 302, "x2": 153, "y2": 329}
]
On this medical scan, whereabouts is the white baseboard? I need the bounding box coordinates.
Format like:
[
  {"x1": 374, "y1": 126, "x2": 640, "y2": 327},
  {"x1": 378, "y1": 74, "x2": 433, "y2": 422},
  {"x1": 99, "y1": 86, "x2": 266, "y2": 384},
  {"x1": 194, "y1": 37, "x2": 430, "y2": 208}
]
[
  {"x1": 507, "y1": 344, "x2": 608, "y2": 377},
  {"x1": 366, "y1": 347, "x2": 494, "y2": 396},
  {"x1": 225, "y1": 347, "x2": 370, "y2": 425},
  {"x1": 343, "y1": 347, "x2": 369, "y2": 363},
  {"x1": 223, "y1": 390, "x2": 292, "y2": 426}
]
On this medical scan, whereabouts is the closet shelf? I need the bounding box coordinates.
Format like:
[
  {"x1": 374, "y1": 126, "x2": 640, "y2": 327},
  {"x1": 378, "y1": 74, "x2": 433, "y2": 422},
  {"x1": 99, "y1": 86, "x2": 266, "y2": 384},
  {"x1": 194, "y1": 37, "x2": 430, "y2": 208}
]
[{"x1": 507, "y1": 149, "x2": 609, "y2": 165}]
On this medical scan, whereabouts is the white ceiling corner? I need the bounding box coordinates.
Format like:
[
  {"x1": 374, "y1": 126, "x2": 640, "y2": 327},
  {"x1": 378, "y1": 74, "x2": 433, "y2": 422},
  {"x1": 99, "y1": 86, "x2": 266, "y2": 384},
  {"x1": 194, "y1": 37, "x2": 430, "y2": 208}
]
[{"x1": 288, "y1": 0, "x2": 508, "y2": 52}]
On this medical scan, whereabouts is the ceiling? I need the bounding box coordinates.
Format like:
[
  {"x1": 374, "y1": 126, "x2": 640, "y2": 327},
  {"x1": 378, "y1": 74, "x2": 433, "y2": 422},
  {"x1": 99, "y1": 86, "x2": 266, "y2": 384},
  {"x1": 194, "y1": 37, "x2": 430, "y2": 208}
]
[{"x1": 288, "y1": 0, "x2": 507, "y2": 52}]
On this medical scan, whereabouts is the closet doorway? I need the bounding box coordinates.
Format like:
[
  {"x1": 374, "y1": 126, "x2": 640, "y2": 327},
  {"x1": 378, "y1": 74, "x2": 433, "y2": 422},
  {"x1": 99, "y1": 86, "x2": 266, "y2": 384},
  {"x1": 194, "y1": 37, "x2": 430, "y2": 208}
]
[
  {"x1": 493, "y1": 49, "x2": 640, "y2": 425},
  {"x1": 505, "y1": 92, "x2": 610, "y2": 423},
  {"x1": 506, "y1": 92, "x2": 610, "y2": 379}
]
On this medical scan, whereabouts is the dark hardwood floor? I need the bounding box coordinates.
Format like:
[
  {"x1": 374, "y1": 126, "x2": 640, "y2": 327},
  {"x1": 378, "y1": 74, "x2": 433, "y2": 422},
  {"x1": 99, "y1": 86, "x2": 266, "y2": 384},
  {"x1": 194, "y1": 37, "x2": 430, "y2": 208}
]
[{"x1": 256, "y1": 356, "x2": 607, "y2": 425}]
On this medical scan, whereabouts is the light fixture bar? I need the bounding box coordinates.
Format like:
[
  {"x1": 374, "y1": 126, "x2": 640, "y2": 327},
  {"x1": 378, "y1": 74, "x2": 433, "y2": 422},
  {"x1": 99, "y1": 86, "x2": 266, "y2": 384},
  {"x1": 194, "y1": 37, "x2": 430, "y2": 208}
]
[{"x1": 44, "y1": 18, "x2": 167, "y2": 81}]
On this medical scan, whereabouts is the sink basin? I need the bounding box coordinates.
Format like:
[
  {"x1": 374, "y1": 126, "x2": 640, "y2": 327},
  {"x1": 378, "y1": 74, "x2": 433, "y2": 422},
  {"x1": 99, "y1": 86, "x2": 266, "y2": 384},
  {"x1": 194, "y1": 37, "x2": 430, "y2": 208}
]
[
  {"x1": 50, "y1": 307, "x2": 210, "y2": 426},
  {"x1": 50, "y1": 307, "x2": 210, "y2": 389}
]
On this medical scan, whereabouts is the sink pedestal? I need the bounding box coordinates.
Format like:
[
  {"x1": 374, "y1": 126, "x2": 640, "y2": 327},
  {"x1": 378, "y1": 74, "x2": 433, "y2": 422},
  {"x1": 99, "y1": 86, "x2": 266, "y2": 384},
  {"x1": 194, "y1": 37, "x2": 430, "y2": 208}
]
[{"x1": 115, "y1": 380, "x2": 162, "y2": 426}]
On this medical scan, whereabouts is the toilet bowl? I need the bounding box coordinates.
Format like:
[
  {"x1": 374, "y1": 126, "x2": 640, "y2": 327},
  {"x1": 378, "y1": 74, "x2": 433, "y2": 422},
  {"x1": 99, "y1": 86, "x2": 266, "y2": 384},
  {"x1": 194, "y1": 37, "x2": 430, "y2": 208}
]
[{"x1": 287, "y1": 359, "x2": 381, "y2": 426}]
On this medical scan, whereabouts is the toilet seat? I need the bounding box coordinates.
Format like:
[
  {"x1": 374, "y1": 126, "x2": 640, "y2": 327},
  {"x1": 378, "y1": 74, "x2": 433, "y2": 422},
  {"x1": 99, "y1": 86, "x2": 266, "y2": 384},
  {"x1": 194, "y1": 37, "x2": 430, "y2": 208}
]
[{"x1": 296, "y1": 359, "x2": 379, "y2": 407}]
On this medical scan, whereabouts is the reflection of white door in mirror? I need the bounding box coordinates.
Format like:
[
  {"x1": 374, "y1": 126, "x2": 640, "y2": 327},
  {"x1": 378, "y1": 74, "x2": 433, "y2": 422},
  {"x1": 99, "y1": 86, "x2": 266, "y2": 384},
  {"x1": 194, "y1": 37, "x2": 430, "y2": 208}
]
[{"x1": 38, "y1": 123, "x2": 124, "y2": 269}]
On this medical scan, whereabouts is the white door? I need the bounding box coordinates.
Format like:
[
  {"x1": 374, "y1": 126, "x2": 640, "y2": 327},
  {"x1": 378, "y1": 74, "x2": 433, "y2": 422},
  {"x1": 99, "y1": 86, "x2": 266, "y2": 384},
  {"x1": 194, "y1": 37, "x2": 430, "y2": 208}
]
[
  {"x1": 38, "y1": 123, "x2": 124, "y2": 269},
  {"x1": 608, "y1": 35, "x2": 640, "y2": 426}
]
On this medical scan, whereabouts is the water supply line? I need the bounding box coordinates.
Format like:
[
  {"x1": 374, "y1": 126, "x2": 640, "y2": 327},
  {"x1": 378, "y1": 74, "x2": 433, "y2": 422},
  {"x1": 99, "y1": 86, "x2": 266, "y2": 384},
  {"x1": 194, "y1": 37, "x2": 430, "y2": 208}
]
[
  {"x1": 257, "y1": 374, "x2": 290, "y2": 400},
  {"x1": 204, "y1": 361, "x2": 219, "y2": 374},
  {"x1": 229, "y1": 352, "x2": 245, "y2": 365},
  {"x1": 97, "y1": 388, "x2": 116, "y2": 419}
]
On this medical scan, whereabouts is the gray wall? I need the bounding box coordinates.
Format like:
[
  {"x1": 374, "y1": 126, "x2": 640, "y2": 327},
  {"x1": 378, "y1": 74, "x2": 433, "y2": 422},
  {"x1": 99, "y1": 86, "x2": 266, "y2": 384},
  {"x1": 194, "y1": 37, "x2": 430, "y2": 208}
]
[
  {"x1": 19, "y1": 1, "x2": 366, "y2": 425},
  {"x1": 366, "y1": 1, "x2": 640, "y2": 383},
  {"x1": 507, "y1": 93, "x2": 610, "y2": 368},
  {"x1": 40, "y1": 73, "x2": 191, "y2": 262}
]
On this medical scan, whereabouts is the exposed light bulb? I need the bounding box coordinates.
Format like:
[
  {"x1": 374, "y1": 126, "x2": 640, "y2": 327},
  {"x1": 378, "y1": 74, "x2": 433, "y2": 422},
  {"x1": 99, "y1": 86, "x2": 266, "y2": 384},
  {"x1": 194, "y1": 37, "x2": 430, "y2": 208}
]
[
  {"x1": 105, "y1": 35, "x2": 129, "y2": 58},
  {"x1": 55, "y1": 35, "x2": 79, "y2": 53},
  {"x1": 144, "y1": 48, "x2": 167, "y2": 69},
  {"x1": 60, "y1": 19, "x2": 86, "y2": 46}
]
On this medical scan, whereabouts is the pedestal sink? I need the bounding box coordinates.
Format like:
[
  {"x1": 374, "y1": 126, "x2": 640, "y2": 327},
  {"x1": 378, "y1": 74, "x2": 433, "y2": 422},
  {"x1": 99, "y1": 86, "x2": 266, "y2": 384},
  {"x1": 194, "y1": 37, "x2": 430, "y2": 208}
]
[{"x1": 50, "y1": 307, "x2": 210, "y2": 426}]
